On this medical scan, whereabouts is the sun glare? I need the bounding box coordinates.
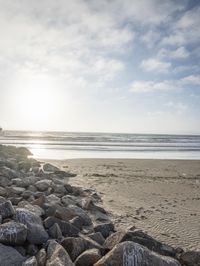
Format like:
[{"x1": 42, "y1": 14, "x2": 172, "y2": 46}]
[{"x1": 14, "y1": 75, "x2": 60, "y2": 130}]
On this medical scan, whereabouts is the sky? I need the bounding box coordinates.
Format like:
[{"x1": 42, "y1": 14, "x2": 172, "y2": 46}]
[{"x1": 0, "y1": 0, "x2": 200, "y2": 134}]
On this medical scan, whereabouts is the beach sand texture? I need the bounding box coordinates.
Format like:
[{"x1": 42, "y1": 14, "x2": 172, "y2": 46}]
[{"x1": 46, "y1": 159, "x2": 200, "y2": 251}]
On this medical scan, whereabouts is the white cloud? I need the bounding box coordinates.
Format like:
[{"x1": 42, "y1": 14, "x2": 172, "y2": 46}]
[
  {"x1": 130, "y1": 80, "x2": 177, "y2": 93},
  {"x1": 181, "y1": 75, "x2": 200, "y2": 86},
  {"x1": 158, "y1": 47, "x2": 189, "y2": 59},
  {"x1": 140, "y1": 58, "x2": 171, "y2": 73},
  {"x1": 162, "y1": 6, "x2": 200, "y2": 46},
  {"x1": 165, "y1": 101, "x2": 188, "y2": 114}
]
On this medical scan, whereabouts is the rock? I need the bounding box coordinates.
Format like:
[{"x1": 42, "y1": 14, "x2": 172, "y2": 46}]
[
  {"x1": 15, "y1": 246, "x2": 26, "y2": 256},
  {"x1": 0, "y1": 243, "x2": 26, "y2": 266},
  {"x1": 36, "y1": 248, "x2": 47, "y2": 266},
  {"x1": 12, "y1": 178, "x2": 27, "y2": 188},
  {"x1": 94, "y1": 241, "x2": 181, "y2": 266},
  {"x1": 32, "y1": 195, "x2": 45, "y2": 208},
  {"x1": 0, "y1": 166, "x2": 20, "y2": 179},
  {"x1": 14, "y1": 208, "x2": 48, "y2": 244},
  {"x1": 0, "y1": 196, "x2": 6, "y2": 204},
  {"x1": 53, "y1": 184, "x2": 67, "y2": 196},
  {"x1": 9, "y1": 196, "x2": 23, "y2": 205},
  {"x1": 75, "y1": 248, "x2": 102, "y2": 266},
  {"x1": 61, "y1": 235, "x2": 103, "y2": 261},
  {"x1": 18, "y1": 160, "x2": 31, "y2": 172},
  {"x1": 0, "y1": 221, "x2": 27, "y2": 245},
  {"x1": 66, "y1": 205, "x2": 92, "y2": 226},
  {"x1": 35, "y1": 180, "x2": 52, "y2": 191},
  {"x1": 22, "y1": 256, "x2": 38, "y2": 266},
  {"x1": 48, "y1": 223, "x2": 62, "y2": 240},
  {"x1": 103, "y1": 230, "x2": 176, "y2": 257},
  {"x1": 46, "y1": 240, "x2": 73, "y2": 266},
  {"x1": 44, "y1": 216, "x2": 80, "y2": 237},
  {"x1": 180, "y1": 251, "x2": 200, "y2": 266},
  {"x1": 43, "y1": 163, "x2": 59, "y2": 173},
  {"x1": 70, "y1": 216, "x2": 84, "y2": 230},
  {"x1": 0, "y1": 186, "x2": 7, "y2": 196},
  {"x1": 88, "y1": 232, "x2": 105, "y2": 245},
  {"x1": 27, "y1": 244, "x2": 39, "y2": 256},
  {"x1": 0, "y1": 175, "x2": 11, "y2": 187},
  {"x1": 17, "y1": 147, "x2": 32, "y2": 157},
  {"x1": 61, "y1": 195, "x2": 76, "y2": 206},
  {"x1": 18, "y1": 202, "x2": 44, "y2": 217},
  {"x1": 45, "y1": 194, "x2": 60, "y2": 205},
  {"x1": 8, "y1": 186, "x2": 25, "y2": 195},
  {"x1": 0, "y1": 200, "x2": 15, "y2": 219},
  {"x1": 94, "y1": 222, "x2": 115, "y2": 238},
  {"x1": 22, "y1": 190, "x2": 34, "y2": 199}
]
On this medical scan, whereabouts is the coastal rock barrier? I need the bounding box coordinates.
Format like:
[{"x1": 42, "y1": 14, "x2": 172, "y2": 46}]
[{"x1": 0, "y1": 144, "x2": 199, "y2": 266}]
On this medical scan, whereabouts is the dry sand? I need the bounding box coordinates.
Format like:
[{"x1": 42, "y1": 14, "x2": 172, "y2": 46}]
[{"x1": 44, "y1": 158, "x2": 200, "y2": 251}]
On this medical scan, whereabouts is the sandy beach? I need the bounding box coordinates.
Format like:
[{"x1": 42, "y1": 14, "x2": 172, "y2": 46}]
[{"x1": 44, "y1": 158, "x2": 200, "y2": 251}]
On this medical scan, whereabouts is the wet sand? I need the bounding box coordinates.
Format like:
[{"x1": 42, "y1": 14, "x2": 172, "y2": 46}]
[{"x1": 44, "y1": 158, "x2": 200, "y2": 251}]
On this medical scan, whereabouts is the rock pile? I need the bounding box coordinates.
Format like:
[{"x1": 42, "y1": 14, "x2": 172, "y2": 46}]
[{"x1": 0, "y1": 144, "x2": 199, "y2": 266}]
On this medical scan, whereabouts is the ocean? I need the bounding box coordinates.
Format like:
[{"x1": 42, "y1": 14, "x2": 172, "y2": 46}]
[{"x1": 0, "y1": 130, "x2": 200, "y2": 160}]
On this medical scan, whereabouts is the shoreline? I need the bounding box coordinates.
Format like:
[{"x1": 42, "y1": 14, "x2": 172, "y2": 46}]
[{"x1": 44, "y1": 158, "x2": 200, "y2": 251}]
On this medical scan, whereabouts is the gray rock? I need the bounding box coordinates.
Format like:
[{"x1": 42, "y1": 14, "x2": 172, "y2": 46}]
[
  {"x1": 0, "y1": 200, "x2": 15, "y2": 219},
  {"x1": 61, "y1": 235, "x2": 103, "y2": 261},
  {"x1": 8, "y1": 186, "x2": 25, "y2": 195},
  {"x1": 53, "y1": 184, "x2": 67, "y2": 196},
  {"x1": 0, "y1": 166, "x2": 20, "y2": 179},
  {"x1": 43, "y1": 163, "x2": 59, "y2": 173},
  {"x1": 44, "y1": 216, "x2": 79, "y2": 237},
  {"x1": 180, "y1": 251, "x2": 200, "y2": 266},
  {"x1": 61, "y1": 195, "x2": 76, "y2": 206},
  {"x1": 0, "y1": 221, "x2": 27, "y2": 245},
  {"x1": 22, "y1": 256, "x2": 38, "y2": 266},
  {"x1": 70, "y1": 216, "x2": 84, "y2": 230},
  {"x1": 14, "y1": 208, "x2": 48, "y2": 244},
  {"x1": 27, "y1": 244, "x2": 39, "y2": 256},
  {"x1": 9, "y1": 196, "x2": 23, "y2": 205},
  {"x1": 45, "y1": 194, "x2": 60, "y2": 205},
  {"x1": 22, "y1": 190, "x2": 34, "y2": 199},
  {"x1": 18, "y1": 202, "x2": 44, "y2": 217},
  {"x1": 35, "y1": 179, "x2": 52, "y2": 191},
  {"x1": 0, "y1": 186, "x2": 7, "y2": 197},
  {"x1": 88, "y1": 232, "x2": 105, "y2": 245},
  {"x1": 0, "y1": 243, "x2": 26, "y2": 266},
  {"x1": 36, "y1": 248, "x2": 47, "y2": 266},
  {"x1": 12, "y1": 178, "x2": 27, "y2": 188},
  {"x1": 104, "y1": 230, "x2": 176, "y2": 257},
  {"x1": 0, "y1": 176, "x2": 11, "y2": 187},
  {"x1": 46, "y1": 240, "x2": 73, "y2": 266},
  {"x1": 66, "y1": 205, "x2": 92, "y2": 226},
  {"x1": 48, "y1": 223, "x2": 62, "y2": 240},
  {"x1": 94, "y1": 222, "x2": 115, "y2": 238},
  {"x1": 75, "y1": 248, "x2": 102, "y2": 266},
  {"x1": 18, "y1": 160, "x2": 31, "y2": 172},
  {"x1": 94, "y1": 241, "x2": 181, "y2": 266}
]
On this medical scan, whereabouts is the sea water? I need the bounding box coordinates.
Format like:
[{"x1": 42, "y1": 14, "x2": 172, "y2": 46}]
[{"x1": 0, "y1": 130, "x2": 200, "y2": 160}]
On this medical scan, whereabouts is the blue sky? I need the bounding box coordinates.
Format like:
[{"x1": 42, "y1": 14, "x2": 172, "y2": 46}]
[{"x1": 0, "y1": 0, "x2": 199, "y2": 134}]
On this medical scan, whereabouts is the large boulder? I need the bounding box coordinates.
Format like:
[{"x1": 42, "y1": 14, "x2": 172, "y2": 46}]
[
  {"x1": 36, "y1": 248, "x2": 47, "y2": 266},
  {"x1": 61, "y1": 235, "x2": 103, "y2": 261},
  {"x1": 0, "y1": 243, "x2": 26, "y2": 266},
  {"x1": 94, "y1": 222, "x2": 115, "y2": 238},
  {"x1": 14, "y1": 208, "x2": 48, "y2": 244},
  {"x1": 35, "y1": 180, "x2": 52, "y2": 192},
  {"x1": 0, "y1": 200, "x2": 15, "y2": 219},
  {"x1": 104, "y1": 230, "x2": 176, "y2": 257},
  {"x1": 94, "y1": 241, "x2": 181, "y2": 266},
  {"x1": 43, "y1": 163, "x2": 59, "y2": 173},
  {"x1": 0, "y1": 221, "x2": 27, "y2": 245},
  {"x1": 22, "y1": 256, "x2": 38, "y2": 266},
  {"x1": 75, "y1": 248, "x2": 102, "y2": 266},
  {"x1": 180, "y1": 251, "x2": 200, "y2": 266},
  {"x1": 44, "y1": 216, "x2": 80, "y2": 237},
  {"x1": 46, "y1": 240, "x2": 74, "y2": 266}
]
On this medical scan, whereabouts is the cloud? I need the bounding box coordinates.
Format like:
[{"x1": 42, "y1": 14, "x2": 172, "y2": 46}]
[
  {"x1": 140, "y1": 58, "x2": 171, "y2": 73},
  {"x1": 165, "y1": 101, "x2": 188, "y2": 114},
  {"x1": 162, "y1": 6, "x2": 200, "y2": 46},
  {"x1": 181, "y1": 75, "x2": 200, "y2": 86},
  {"x1": 129, "y1": 80, "x2": 177, "y2": 93},
  {"x1": 158, "y1": 47, "x2": 189, "y2": 59}
]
